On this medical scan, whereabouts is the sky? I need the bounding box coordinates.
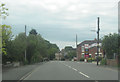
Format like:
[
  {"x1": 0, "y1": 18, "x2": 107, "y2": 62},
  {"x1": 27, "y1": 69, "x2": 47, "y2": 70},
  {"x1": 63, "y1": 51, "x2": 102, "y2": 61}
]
[{"x1": 1, "y1": 0, "x2": 119, "y2": 50}]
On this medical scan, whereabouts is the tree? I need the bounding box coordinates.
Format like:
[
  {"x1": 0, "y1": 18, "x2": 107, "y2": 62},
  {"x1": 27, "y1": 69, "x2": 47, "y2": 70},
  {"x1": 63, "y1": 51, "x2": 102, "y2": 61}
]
[
  {"x1": 65, "y1": 46, "x2": 73, "y2": 51},
  {"x1": 2, "y1": 27, "x2": 60, "y2": 64},
  {"x1": 13, "y1": 33, "x2": 26, "y2": 62},
  {"x1": 26, "y1": 34, "x2": 39, "y2": 63},
  {"x1": 27, "y1": 32, "x2": 48, "y2": 63},
  {"x1": 0, "y1": 3, "x2": 10, "y2": 64},
  {"x1": 0, "y1": 3, "x2": 9, "y2": 19},
  {"x1": 118, "y1": 34, "x2": 120, "y2": 66},
  {"x1": 2, "y1": 25, "x2": 12, "y2": 64},
  {"x1": 2, "y1": 25, "x2": 12, "y2": 55},
  {"x1": 29, "y1": 29, "x2": 37, "y2": 35},
  {"x1": 102, "y1": 33, "x2": 118, "y2": 59},
  {"x1": 47, "y1": 45, "x2": 59, "y2": 60},
  {"x1": 64, "y1": 50, "x2": 76, "y2": 60}
]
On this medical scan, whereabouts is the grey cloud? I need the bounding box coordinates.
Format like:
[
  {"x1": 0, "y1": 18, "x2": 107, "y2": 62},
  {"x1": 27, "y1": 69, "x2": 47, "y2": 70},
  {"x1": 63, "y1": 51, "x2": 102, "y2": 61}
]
[{"x1": 3, "y1": 0, "x2": 119, "y2": 49}]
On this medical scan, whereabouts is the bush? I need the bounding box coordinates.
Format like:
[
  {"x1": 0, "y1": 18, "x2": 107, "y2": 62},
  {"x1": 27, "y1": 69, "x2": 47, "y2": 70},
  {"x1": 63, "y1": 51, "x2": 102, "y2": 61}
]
[
  {"x1": 61, "y1": 58, "x2": 65, "y2": 61},
  {"x1": 23, "y1": 60, "x2": 29, "y2": 65},
  {"x1": 92, "y1": 58, "x2": 96, "y2": 61},
  {"x1": 80, "y1": 58, "x2": 84, "y2": 61},
  {"x1": 98, "y1": 57, "x2": 103, "y2": 61},
  {"x1": 100, "y1": 58, "x2": 107, "y2": 65},
  {"x1": 88, "y1": 58, "x2": 92, "y2": 62}
]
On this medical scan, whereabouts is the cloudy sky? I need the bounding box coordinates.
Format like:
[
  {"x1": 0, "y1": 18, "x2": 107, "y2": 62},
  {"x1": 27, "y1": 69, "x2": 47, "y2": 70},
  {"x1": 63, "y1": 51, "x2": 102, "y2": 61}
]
[{"x1": 2, "y1": 0, "x2": 119, "y2": 50}]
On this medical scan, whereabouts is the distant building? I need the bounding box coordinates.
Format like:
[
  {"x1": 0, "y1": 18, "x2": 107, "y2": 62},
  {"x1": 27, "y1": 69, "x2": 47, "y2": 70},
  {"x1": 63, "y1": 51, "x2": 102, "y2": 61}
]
[
  {"x1": 55, "y1": 52, "x2": 63, "y2": 60},
  {"x1": 77, "y1": 39, "x2": 104, "y2": 60}
]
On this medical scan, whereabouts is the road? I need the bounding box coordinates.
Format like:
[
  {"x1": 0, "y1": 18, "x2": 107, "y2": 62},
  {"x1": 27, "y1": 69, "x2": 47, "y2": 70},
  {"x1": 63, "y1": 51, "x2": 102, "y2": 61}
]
[
  {"x1": 22, "y1": 61, "x2": 118, "y2": 80},
  {"x1": 2, "y1": 62, "x2": 44, "y2": 80}
]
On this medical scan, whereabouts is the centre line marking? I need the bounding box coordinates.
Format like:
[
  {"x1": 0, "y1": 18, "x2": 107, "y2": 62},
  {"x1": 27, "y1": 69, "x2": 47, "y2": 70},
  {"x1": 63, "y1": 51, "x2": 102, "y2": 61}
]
[
  {"x1": 62, "y1": 63, "x2": 90, "y2": 79},
  {"x1": 68, "y1": 66, "x2": 71, "y2": 68},
  {"x1": 79, "y1": 72, "x2": 90, "y2": 78},
  {"x1": 72, "y1": 68, "x2": 78, "y2": 71}
]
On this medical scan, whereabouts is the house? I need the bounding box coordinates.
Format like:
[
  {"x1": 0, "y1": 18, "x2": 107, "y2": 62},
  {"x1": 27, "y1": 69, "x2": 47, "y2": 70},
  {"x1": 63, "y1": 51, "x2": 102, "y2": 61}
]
[{"x1": 77, "y1": 39, "x2": 104, "y2": 60}]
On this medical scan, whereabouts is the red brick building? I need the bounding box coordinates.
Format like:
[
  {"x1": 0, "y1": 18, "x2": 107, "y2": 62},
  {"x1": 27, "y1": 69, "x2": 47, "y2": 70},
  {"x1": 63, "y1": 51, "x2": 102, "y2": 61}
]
[{"x1": 77, "y1": 39, "x2": 104, "y2": 60}]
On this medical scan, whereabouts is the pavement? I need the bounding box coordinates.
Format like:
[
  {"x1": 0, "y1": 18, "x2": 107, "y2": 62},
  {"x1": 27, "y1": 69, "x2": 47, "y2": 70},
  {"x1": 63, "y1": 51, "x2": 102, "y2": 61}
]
[{"x1": 20, "y1": 61, "x2": 118, "y2": 80}]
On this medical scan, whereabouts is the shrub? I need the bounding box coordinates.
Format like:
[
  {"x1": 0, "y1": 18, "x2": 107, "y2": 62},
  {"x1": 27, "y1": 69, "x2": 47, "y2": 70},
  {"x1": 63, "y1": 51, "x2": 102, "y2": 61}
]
[
  {"x1": 92, "y1": 58, "x2": 96, "y2": 61},
  {"x1": 88, "y1": 58, "x2": 92, "y2": 62},
  {"x1": 100, "y1": 58, "x2": 107, "y2": 65},
  {"x1": 23, "y1": 60, "x2": 29, "y2": 65},
  {"x1": 80, "y1": 58, "x2": 84, "y2": 61},
  {"x1": 61, "y1": 58, "x2": 65, "y2": 61},
  {"x1": 98, "y1": 57, "x2": 103, "y2": 61}
]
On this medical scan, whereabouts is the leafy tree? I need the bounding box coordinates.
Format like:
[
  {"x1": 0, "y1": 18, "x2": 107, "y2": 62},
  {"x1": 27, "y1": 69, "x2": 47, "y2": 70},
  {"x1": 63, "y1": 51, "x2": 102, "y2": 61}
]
[
  {"x1": 68, "y1": 51, "x2": 76, "y2": 59},
  {"x1": 31, "y1": 51, "x2": 43, "y2": 63},
  {"x1": 13, "y1": 33, "x2": 26, "y2": 62},
  {"x1": 0, "y1": 3, "x2": 10, "y2": 64},
  {"x1": 29, "y1": 29, "x2": 37, "y2": 35},
  {"x1": 118, "y1": 34, "x2": 120, "y2": 67},
  {"x1": 2, "y1": 25, "x2": 12, "y2": 55},
  {"x1": 27, "y1": 31, "x2": 47, "y2": 63},
  {"x1": 0, "y1": 3, "x2": 9, "y2": 19},
  {"x1": 102, "y1": 33, "x2": 118, "y2": 59},
  {"x1": 47, "y1": 44, "x2": 59, "y2": 60},
  {"x1": 64, "y1": 50, "x2": 76, "y2": 60},
  {"x1": 65, "y1": 46, "x2": 73, "y2": 51},
  {"x1": 2, "y1": 25, "x2": 13, "y2": 64},
  {"x1": 26, "y1": 34, "x2": 38, "y2": 63},
  {"x1": 2, "y1": 27, "x2": 60, "y2": 64}
]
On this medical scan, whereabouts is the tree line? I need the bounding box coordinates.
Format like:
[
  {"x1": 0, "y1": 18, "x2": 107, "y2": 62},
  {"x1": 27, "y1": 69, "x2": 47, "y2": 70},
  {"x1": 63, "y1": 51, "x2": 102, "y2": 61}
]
[{"x1": 2, "y1": 25, "x2": 59, "y2": 65}]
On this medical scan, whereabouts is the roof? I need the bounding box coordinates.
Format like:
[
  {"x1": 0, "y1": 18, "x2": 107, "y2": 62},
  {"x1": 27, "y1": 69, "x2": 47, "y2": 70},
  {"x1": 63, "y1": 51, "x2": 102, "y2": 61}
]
[{"x1": 77, "y1": 40, "x2": 99, "y2": 47}]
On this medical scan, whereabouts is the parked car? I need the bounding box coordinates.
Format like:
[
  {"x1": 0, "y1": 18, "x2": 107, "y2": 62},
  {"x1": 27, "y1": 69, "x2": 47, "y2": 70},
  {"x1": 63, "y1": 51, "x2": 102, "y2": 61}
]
[{"x1": 73, "y1": 57, "x2": 77, "y2": 61}]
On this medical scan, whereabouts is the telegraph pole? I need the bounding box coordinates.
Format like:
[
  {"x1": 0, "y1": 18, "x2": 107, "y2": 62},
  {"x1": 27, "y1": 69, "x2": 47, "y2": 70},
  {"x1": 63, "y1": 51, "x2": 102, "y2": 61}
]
[
  {"x1": 97, "y1": 17, "x2": 100, "y2": 66},
  {"x1": 76, "y1": 34, "x2": 78, "y2": 61},
  {"x1": 25, "y1": 25, "x2": 27, "y2": 61}
]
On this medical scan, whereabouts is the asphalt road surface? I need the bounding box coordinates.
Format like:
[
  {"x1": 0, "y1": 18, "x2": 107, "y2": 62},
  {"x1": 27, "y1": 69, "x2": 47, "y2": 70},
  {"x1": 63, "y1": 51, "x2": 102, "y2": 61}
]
[{"x1": 22, "y1": 61, "x2": 118, "y2": 80}]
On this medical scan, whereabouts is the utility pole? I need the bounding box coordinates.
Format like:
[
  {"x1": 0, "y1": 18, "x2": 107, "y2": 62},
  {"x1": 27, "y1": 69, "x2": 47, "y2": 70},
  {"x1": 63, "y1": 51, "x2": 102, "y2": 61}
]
[
  {"x1": 97, "y1": 17, "x2": 100, "y2": 66},
  {"x1": 76, "y1": 34, "x2": 78, "y2": 61},
  {"x1": 25, "y1": 25, "x2": 27, "y2": 61}
]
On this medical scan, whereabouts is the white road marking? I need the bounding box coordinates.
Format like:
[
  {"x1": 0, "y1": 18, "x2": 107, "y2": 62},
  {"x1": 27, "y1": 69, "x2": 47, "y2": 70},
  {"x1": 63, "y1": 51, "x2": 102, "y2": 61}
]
[
  {"x1": 68, "y1": 66, "x2": 72, "y2": 68},
  {"x1": 62, "y1": 63, "x2": 90, "y2": 79},
  {"x1": 72, "y1": 68, "x2": 78, "y2": 71},
  {"x1": 79, "y1": 72, "x2": 90, "y2": 78},
  {"x1": 22, "y1": 66, "x2": 41, "y2": 80},
  {"x1": 19, "y1": 71, "x2": 33, "y2": 81}
]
